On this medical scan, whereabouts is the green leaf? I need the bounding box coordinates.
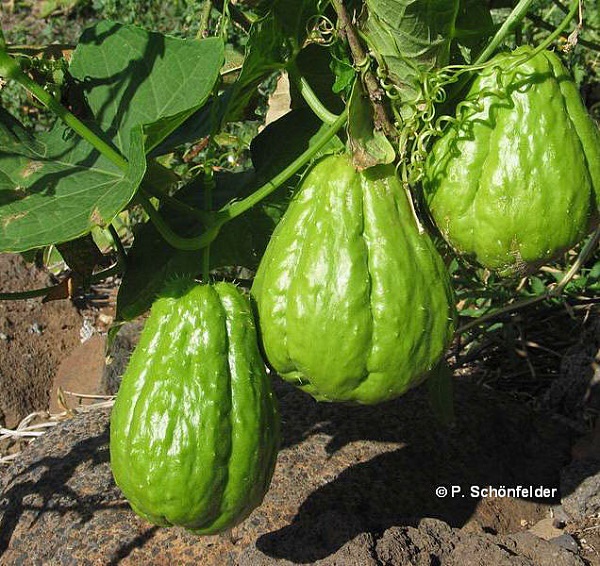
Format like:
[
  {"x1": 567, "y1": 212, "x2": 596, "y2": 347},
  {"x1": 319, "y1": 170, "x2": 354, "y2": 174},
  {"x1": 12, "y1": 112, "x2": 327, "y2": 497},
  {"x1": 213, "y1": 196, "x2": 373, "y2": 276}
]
[
  {"x1": 148, "y1": 94, "x2": 224, "y2": 157},
  {"x1": 271, "y1": 0, "x2": 322, "y2": 50},
  {"x1": 426, "y1": 360, "x2": 455, "y2": 426},
  {"x1": 362, "y1": 0, "x2": 460, "y2": 103},
  {"x1": 347, "y1": 79, "x2": 396, "y2": 169},
  {"x1": 330, "y1": 41, "x2": 356, "y2": 96},
  {"x1": 0, "y1": 107, "x2": 46, "y2": 157},
  {"x1": 0, "y1": 113, "x2": 146, "y2": 253},
  {"x1": 530, "y1": 276, "x2": 546, "y2": 296},
  {"x1": 56, "y1": 233, "x2": 104, "y2": 286},
  {"x1": 222, "y1": 15, "x2": 287, "y2": 123},
  {"x1": 69, "y1": 21, "x2": 224, "y2": 154},
  {"x1": 452, "y1": 0, "x2": 495, "y2": 64}
]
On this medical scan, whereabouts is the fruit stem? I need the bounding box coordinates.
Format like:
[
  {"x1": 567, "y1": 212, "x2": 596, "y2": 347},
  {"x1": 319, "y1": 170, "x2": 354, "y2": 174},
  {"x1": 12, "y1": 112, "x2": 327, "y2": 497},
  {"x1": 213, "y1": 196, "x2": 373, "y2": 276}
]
[
  {"x1": 288, "y1": 62, "x2": 340, "y2": 125},
  {"x1": 475, "y1": 0, "x2": 537, "y2": 65},
  {"x1": 331, "y1": 0, "x2": 396, "y2": 137},
  {"x1": 219, "y1": 108, "x2": 347, "y2": 221}
]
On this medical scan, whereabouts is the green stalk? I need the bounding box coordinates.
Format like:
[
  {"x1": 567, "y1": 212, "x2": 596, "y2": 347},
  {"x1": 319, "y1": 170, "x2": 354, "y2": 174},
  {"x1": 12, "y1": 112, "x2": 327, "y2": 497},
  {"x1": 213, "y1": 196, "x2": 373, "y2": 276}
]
[
  {"x1": 220, "y1": 108, "x2": 347, "y2": 222},
  {"x1": 0, "y1": 48, "x2": 129, "y2": 172},
  {"x1": 288, "y1": 62, "x2": 340, "y2": 125},
  {"x1": 0, "y1": 263, "x2": 122, "y2": 301},
  {"x1": 474, "y1": 0, "x2": 537, "y2": 65},
  {"x1": 136, "y1": 191, "x2": 221, "y2": 251},
  {"x1": 202, "y1": 169, "x2": 215, "y2": 283},
  {"x1": 524, "y1": 0, "x2": 580, "y2": 57},
  {"x1": 526, "y1": 11, "x2": 600, "y2": 52},
  {"x1": 136, "y1": 109, "x2": 347, "y2": 251},
  {"x1": 475, "y1": 0, "x2": 579, "y2": 66},
  {"x1": 198, "y1": 0, "x2": 213, "y2": 38}
]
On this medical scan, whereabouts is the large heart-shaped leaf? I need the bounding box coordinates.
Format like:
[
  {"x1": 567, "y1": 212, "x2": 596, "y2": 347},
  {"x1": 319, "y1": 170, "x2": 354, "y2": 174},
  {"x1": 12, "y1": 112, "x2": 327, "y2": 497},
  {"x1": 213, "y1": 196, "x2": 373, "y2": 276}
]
[
  {"x1": 69, "y1": 21, "x2": 224, "y2": 154},
  {"x1": 0, "y1": 110, "x2": 146, "y2": 252}
]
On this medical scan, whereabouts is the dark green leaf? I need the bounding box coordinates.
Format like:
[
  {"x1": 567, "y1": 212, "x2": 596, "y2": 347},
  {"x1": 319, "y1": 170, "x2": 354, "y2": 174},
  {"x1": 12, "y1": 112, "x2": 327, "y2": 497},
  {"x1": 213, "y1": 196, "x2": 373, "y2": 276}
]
[
  {"x1": 291, "y1": 44, "x2": 346, "y2": 116},
  {"x1": 222, "y1": 0, "x2": 323, "y2": 123},
  {"x1": 271, "y1": 0, "x2": 322, "y2": 50},
  {"x1": 0, "y1": 107, "x2": 46, "y2": 157},
  {"x1": 452, "y1": 0, "x2": 495, "y2": 64},
  {"x1": 222, "y1": 15, "x2": 286, "y2": 123},
  {"x1": 69, "y1": 21, "x2": 224, "y2": 154},
  {"x1": 0, "y1": 114, "x2": 146, "y2": 252},
  {"x1": 251, "y1": 107, "x2": 344, "y2": 179},
  {"x1": 56, "y1": 233, "x2": 104, "y2": 287}
]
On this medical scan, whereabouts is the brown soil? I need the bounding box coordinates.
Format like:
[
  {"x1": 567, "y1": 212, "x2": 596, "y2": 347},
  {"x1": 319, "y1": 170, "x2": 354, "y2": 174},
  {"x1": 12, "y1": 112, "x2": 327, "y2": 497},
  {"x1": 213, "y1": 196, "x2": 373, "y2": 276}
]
[{"x1": 0, "y1": 253, "x2": 82, "y2": 428}]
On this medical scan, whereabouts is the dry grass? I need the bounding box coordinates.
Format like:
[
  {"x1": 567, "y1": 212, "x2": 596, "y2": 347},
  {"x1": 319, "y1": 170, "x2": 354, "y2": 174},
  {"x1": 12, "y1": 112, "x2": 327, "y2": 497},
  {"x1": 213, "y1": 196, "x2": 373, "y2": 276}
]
[{"x1": 0, "y1": 390, "x2": 114, "y2": 465}]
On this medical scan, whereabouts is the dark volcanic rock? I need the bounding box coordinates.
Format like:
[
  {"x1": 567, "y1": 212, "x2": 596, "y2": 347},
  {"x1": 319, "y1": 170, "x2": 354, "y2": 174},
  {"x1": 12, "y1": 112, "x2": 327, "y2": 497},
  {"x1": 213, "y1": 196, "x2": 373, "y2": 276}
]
[
  {"x1": 0, "y1": 381, "x2": 574, "y2": 564},
  {"x1": 561, "y1": 457, "x2": 600, "y2": 520}
]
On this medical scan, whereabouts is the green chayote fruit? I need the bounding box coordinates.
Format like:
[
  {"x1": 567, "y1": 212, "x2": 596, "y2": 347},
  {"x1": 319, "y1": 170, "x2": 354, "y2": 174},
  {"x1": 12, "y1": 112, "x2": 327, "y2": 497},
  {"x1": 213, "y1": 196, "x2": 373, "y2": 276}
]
[
  {"x1": 423, "y1": 46, "x2": 600, "y2": 275},
  {"x1": 110, "y1": 281, "x2": 279, "y2": 535},
  {"x1": 251, "y1": 154, "x2": 456, "y2": 405}
]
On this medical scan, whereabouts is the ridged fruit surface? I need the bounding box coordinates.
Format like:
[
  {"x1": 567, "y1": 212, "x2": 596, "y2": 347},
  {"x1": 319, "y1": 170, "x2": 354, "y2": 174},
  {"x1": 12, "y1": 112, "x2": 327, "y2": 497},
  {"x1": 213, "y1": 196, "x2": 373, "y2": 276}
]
[
  {"x1": 110, "y1": 281, "x2": 279, "y2": 535},
  {"x1": 251, "y1": 154, "x2": 456, "y2": 404},
  {"x1": 423, "y1": 46, "x2": 600, "y2": 275}
]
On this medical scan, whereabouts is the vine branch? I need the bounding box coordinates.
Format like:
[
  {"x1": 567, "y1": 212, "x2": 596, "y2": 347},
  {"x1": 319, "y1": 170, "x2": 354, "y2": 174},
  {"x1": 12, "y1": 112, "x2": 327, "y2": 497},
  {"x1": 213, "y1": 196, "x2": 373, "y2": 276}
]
[{"x1": 331, "y1": 0, "x2": 396, "y2": 137}]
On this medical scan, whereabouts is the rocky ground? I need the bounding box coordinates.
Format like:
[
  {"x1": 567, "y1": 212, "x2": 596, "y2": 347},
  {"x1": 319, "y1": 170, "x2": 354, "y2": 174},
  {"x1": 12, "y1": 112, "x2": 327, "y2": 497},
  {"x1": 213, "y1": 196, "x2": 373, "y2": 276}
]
[{"x1": 0, "y1": 250, "x2": 600, "y2": 564}]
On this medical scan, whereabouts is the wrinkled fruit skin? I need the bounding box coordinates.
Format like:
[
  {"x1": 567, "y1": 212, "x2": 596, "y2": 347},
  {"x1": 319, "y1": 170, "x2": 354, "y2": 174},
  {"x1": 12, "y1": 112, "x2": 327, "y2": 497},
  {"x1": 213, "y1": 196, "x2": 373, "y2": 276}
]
[
  {"x1": 251, "y1": 154, "x2": 456, "y2": 405},
  {"x1": 110, "y1": 281, "x2": 280, "y2": 535},
  {"x1": 423, "y1": 46, "x2": 600, "y2": 276}
]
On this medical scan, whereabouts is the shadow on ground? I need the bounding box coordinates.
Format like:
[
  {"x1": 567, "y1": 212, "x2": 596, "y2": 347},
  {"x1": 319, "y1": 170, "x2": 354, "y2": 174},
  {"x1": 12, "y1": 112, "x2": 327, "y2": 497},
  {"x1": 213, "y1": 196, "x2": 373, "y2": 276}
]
[{"x1": 0, "y1": 375, "x2": 588, "y2": 564}]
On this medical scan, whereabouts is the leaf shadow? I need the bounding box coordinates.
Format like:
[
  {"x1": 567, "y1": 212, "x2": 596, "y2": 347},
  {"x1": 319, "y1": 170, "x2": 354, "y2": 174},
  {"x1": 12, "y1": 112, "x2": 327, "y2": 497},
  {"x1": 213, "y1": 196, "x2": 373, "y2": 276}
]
[{"x1": 73, "y1": 22, "x2": 167, "y2": 152}]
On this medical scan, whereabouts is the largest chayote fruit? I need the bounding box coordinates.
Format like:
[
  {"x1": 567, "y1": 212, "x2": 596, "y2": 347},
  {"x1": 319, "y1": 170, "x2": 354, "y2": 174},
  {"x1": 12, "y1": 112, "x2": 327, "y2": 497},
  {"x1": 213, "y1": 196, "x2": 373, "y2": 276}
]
[
  {"x1": 423, "y1": 46, "x2": 600, "y2": 275},
  {"x1": 110, "y1": 281, "x2": 280, "y2": 535},
  {"x1": 251, "y1": 154, "x2": 456, "y2": 405}
]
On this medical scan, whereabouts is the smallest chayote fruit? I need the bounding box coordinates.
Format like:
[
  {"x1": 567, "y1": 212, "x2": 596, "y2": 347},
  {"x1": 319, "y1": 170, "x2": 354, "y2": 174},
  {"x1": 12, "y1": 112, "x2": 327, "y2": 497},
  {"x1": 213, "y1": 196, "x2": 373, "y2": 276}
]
[
  {"x1": 423, "y1": 45, "x2": 600, "y2": 276},
  {"x1": 110, "y1": 280, "x2": 280, "y2": 535}
]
